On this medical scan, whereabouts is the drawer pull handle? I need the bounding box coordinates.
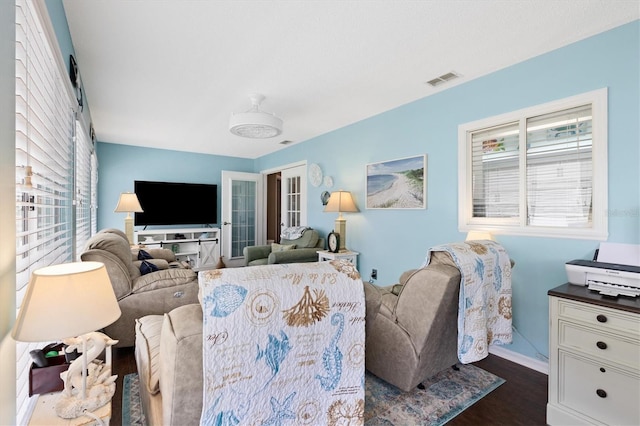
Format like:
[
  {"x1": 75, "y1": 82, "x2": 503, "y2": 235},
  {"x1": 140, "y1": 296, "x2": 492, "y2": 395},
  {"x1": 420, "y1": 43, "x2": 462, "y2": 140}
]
[
  {"x1": 596, "y1": 314, "x2": 607, "y2": 323},
  {"x1": 596, "y1": 389, "x2": 607, "y2": 398},
  {"x1": 600, "y1": 367, "x2": 606, "y2": 373},
  {"x1": 596, "y1": 341, "x2": 607, "y2": 350}
]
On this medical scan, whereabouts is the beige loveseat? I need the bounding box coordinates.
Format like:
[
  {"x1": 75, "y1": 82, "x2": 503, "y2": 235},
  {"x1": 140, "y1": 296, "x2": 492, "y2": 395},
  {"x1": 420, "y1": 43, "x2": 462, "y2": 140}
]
[
  {"x1": 81, "y1": 229, "x2": 199, "y2": 347},
  {"x1": 134, "y1": 253, "x2": 462, "y2": 424}
]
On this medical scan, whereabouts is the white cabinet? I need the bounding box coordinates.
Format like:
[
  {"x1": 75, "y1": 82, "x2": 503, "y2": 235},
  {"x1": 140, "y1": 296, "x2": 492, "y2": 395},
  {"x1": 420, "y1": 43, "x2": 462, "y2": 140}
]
[
  {"x1": 134, "y1": 228, "x2": 220, "y2": 270},
  {"x1": 548, "y1": 284, "x2": 640, "y2": 425}
]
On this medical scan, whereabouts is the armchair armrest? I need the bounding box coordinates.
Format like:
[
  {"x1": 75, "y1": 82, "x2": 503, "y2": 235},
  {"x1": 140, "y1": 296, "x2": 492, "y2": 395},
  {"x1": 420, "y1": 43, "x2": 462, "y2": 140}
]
[
  {"x1": 132, "y1": 268, "x2": 197, "y2": 294},
  {"x1": 243, "y1": 245, "x2": 272, "y2": 265},
  {"x1": 267, "y1": 247, "x2": 319, "y2": 264},
  {"x1": 131, "y1": 247, "x2": 177, "y2": 263}
]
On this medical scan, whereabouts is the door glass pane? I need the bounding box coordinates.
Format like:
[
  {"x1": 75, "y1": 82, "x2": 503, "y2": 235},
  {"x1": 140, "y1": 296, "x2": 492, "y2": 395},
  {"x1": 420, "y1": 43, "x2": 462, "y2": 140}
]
[
  {"x1": 231, "y1": 180, "x2": 256, "y2": 257},
  {"x1": 284, "y1": 176, "x2": 301, "y2": 227}
]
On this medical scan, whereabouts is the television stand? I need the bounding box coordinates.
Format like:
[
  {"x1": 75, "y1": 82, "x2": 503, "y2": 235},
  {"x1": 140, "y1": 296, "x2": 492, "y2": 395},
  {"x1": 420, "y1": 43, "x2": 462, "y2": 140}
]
[{"x1": 134, "y1": 228, "x2": 220, "y2": 270}]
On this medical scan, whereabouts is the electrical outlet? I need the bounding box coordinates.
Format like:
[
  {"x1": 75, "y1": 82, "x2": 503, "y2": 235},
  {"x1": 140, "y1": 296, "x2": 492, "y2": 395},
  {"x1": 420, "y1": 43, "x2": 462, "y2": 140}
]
[{"x1": 371, "y1": 269, "x2": 377, "y2": 280}]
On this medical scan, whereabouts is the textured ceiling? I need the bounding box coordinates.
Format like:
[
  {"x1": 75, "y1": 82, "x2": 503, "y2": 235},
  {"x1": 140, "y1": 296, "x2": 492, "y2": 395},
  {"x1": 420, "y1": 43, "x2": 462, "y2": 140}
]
[{"x1": 62, "y1": 0, "x2": 639, "y2": 159}]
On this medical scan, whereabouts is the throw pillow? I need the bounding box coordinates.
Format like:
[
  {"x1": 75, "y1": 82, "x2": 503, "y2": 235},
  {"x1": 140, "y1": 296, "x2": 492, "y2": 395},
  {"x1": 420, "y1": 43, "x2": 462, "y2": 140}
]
[
  {"x1": 271, "y1": 243, "x2": 296, "y2": 252},
  {"x1": 138, "y1": 249, "x2": 153, "y2": 260},
  {"x1": 140, "y1": 260, "x2": 159, "y2": 275}
]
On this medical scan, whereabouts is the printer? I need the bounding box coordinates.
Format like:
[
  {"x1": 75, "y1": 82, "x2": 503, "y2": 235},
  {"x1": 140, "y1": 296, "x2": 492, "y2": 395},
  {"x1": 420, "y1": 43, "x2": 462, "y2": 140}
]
[{"x1": 566, "y1": 242, "x2": 640, "y2": 297}]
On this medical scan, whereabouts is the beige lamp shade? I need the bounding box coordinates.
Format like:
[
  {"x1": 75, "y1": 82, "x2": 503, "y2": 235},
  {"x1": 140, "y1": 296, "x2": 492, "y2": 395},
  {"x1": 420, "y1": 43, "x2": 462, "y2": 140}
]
[
  {"x1": 114, "y1": 192, "x2": 143, "y2": 244},
  {"x1": 114, "y1": 192, "x2": 143, "y2": 214},
  {"x1": 465, "y1": 230, "x2": 495, "y2": 241},
  {"x1": 324, "y1": 190, "x2": 359, "y2": 251},
  {"x1": 11, "y1": 262, "x2": 121, "y2": 342},
  {"x1": 323, "y1": 190, "x2": 359, "y2": 215}
]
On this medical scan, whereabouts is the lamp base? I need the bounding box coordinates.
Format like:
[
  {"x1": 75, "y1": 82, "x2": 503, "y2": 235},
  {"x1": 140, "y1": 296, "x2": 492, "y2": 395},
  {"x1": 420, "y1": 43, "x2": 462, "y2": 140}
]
[
  {"x1": 335, "y1": 217, "x2": 347, "y2": 251},
  {"x1": 124, "y1": 216, "x2": 134, "y2": 245},
  {"x1": 55, "y1": 332, "x2": 118, "y2": 419}
]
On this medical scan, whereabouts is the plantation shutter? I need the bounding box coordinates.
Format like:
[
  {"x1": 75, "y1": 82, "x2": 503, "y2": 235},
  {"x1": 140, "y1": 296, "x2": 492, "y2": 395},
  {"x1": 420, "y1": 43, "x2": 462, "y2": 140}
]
[
  {"x1": 91, "y1": 151, "x2": 99, "y2": 235},
  {"x1": 14, "y1": 0, "x2": 76, "y2": 421},
  {"x1": 74, "y1": 117, "x2": 93, "y2": 257},
  {"x1": 526, "y1": 105, "x2": 593, "y2": 228},
  {"x1": 470, "y1": 122, "x2": 520, "y2": 220}
]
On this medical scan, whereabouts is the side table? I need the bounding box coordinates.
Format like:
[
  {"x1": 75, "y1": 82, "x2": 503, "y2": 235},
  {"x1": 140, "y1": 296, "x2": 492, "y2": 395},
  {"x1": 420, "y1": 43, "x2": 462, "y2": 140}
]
[
  {"x1": 29, "y1": 392, "x2": 111, "y2": 426},
  {"x1": 317, "y1": 250, "x2": 359, "y2": 267}
]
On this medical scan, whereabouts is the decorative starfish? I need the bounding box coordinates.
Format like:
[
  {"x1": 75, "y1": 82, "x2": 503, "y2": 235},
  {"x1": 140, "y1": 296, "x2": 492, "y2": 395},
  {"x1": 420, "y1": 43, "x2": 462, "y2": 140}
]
[{"x1": 262, "y1": 392, "x2": 297, "y2": 426}]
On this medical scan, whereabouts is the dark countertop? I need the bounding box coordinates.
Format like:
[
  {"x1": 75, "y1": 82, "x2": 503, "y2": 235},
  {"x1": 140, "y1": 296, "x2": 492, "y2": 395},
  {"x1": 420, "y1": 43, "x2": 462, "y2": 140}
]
[{"x1": 549, "y1": 283, "x2": 640, "y2": 315}]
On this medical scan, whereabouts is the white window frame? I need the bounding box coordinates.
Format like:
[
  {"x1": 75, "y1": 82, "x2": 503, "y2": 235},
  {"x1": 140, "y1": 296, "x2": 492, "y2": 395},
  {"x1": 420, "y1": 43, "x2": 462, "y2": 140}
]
[{"x1": 458, "y1": 88, "x2": 608, "y2": 240}]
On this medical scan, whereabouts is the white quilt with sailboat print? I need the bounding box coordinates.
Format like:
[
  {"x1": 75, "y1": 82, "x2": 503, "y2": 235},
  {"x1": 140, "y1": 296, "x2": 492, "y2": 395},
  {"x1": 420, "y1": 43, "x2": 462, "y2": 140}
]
[{"x1": 198, "y1": 260, "x2": 365, "y2": 426}]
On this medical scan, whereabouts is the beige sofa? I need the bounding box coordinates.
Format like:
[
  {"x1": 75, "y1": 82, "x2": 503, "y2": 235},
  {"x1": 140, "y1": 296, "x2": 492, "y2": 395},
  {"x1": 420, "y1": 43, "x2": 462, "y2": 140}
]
[
  {"x1": 133, "y1": 253, "x2": 461, "y2": 423},
  {"x1": 81, "y1": 229, "x2": 199, "y2": 347}
]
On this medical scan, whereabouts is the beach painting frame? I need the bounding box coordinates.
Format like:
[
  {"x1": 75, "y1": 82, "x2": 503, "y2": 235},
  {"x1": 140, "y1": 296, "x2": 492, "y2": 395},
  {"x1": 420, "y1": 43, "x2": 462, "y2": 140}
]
[{"x1": 366, "y1": 154, "x2": 427, "y2": 209}]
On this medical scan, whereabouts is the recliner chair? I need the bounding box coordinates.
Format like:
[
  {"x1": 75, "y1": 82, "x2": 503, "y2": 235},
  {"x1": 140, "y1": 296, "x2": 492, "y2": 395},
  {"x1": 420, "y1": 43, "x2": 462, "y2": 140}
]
[
  {"x1": 243, "y1": 228, "x2": 324, "y2": 266},
  {"x1": 363, "y1": 251, "x2": 461, "y2": 391},
  {"x1": 80, "y1": 229, "x2": 199, "y2": 347}
]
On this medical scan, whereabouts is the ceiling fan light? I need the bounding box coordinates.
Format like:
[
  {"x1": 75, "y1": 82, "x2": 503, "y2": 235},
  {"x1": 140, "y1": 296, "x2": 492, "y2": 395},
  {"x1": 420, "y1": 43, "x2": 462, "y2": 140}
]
[
  {"x1": 229, "y1": 94, "x2": 283, "y2": 139},
  {"x1": 229, "y1": 111, "x2": 283, "y2": 138}
]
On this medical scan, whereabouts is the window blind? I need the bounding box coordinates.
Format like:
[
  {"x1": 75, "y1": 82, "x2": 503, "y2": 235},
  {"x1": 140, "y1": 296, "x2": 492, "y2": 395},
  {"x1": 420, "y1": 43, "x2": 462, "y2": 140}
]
[
  {"x1": 14, "y1": 0, "x2": 87, "y2": 421},
  {"x1": 470, "y1": 122, "x2": 520, "y2": 220},
  {"x1": 74, "y1": 116, "x2": 93, "y2": 258},
  {"x1": 526, "y1": 105, "x2": 593, "y2": 228}
]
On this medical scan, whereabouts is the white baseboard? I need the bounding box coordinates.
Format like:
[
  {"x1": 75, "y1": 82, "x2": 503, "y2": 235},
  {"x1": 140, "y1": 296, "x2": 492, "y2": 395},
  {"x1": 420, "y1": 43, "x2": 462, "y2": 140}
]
[{"x1": 488, "y1": 345, "x2": 549, "y2": 375}]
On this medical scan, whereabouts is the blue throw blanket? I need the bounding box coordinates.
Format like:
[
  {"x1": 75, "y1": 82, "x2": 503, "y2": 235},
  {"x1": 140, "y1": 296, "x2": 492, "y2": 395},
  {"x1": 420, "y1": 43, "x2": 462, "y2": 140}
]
[{"x1": 424, "y1": 240, "x2": 513, "y2": 363}]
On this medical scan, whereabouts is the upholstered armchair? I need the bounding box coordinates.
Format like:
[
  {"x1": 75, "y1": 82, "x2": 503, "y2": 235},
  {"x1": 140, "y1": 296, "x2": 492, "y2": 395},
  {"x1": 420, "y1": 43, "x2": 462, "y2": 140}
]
[
  {"x1": 243, "y1": 228, "x2": 324, "y2": 266},
  {"x1": 80, "y1": 229, "x2": 199, "y2": 347},
  {"x1": 363, "y1": 251, "x2": 461, "y2": 391}
]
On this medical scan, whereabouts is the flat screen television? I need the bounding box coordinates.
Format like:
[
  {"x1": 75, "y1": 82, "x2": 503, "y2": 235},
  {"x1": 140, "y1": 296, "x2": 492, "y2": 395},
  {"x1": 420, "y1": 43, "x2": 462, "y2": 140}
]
[{"x1": 134, "y1": 180, "x2": 218, "y2": 227}]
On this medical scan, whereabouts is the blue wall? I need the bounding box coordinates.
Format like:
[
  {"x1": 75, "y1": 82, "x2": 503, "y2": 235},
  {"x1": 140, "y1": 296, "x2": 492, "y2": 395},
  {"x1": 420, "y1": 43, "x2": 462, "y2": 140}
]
[
  {"x1": 96, "y1": 143, "x2": 254, "y2": 229},
  {"x1": 96, "y1": 21, "x2": 639, "y2": 361}
]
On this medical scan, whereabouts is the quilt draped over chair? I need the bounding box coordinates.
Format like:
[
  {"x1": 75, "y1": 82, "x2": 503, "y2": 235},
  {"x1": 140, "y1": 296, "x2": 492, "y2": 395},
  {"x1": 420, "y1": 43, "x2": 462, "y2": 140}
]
[
  {"x1": 198, "y1": 260, "x2": 365, "y2": 425},
  {"x1": 424, "y1": 240, "x2": 513, "y2": 364}
]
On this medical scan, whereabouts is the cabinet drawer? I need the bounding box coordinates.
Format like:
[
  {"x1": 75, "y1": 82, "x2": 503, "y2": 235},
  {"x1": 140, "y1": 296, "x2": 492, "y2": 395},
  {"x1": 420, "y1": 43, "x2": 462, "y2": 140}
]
[
  {"x1": 559, "y1": 351, "x2": 640, "y2": 425},
  {"x1": 559, "y1": 321, "x2": 640, "y2": 370},
  {"x1": 558, "y1": 299, "x2": 640, "y2": 338}
]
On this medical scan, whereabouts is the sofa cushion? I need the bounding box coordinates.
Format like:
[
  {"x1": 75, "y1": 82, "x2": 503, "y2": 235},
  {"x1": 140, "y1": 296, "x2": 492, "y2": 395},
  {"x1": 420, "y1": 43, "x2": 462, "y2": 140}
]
[
  {"x1": 271, "y1": 242, "x2": 296, "y2": 252},
  {"x1": 247, "y1": 258, "x2": 269, "y2": 266},
  {"x1": 131, "y1": 248, "x2": 177, "y2": 263},
  {"x1": 135, "y1": 315, "x2": 164, "y2": 395}
]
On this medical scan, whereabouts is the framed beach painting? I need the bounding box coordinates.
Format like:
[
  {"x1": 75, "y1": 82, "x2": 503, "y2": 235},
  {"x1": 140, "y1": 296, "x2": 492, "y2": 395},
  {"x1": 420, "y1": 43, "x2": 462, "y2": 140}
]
[{"x1": 366, "y1": 154, "x2": 427, "y2": 209}]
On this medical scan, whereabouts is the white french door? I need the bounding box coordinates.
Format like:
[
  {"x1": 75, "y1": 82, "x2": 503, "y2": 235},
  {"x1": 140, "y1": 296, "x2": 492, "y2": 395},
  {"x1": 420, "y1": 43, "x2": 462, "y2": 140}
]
[
  {"x1": 280, "y1": 165, "x2": 307, "y2": 229},
  {"x1": 221, "y1": 171, "x2": 263, "y2": 267}
]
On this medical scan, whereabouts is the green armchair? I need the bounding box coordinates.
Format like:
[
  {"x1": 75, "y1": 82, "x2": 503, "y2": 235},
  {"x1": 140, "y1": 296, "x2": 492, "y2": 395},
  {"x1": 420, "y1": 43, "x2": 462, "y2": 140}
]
[{"x1": 243, "y1": 229, "x2": 324, "y2": 266}]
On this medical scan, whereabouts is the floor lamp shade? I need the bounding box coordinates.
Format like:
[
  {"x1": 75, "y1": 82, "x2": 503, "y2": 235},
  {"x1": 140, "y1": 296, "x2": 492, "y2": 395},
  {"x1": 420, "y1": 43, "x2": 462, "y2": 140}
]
[
  {"x1": 114, "y1": 192, "x2": 143, "y2": 244},
  {"x1": 323, "y1": 190, "x2": 359, "y2": 251},
  {"x1": 11, "y1": 262, "x2": 121, "y2": 342}
]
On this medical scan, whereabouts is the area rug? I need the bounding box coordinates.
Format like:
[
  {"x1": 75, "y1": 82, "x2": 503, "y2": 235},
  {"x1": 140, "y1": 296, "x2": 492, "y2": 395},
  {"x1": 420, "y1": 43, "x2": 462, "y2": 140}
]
[{"x1": 123, "y1": 364, "x2": 503, "y2": 425}]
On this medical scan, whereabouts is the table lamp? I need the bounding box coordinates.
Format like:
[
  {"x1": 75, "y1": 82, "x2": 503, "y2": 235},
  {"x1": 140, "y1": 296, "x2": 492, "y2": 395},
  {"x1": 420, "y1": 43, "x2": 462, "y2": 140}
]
[
  {"x1": 324, "y1": 190, "x2": 359, "y2": 251},
  {"x1": 465, "y1": 230, "x2": 494, "y2": 241},
  {"x1": 11, "y1": 261, "x2": 122, "y2": 419},
  {"x1": 114, "y1": 192, "x2": 143, "y2": 244}
]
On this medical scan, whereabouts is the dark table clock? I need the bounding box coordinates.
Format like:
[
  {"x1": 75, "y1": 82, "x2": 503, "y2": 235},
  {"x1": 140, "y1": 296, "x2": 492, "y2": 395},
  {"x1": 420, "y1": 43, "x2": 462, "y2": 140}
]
[{"x1": 328, "y1": 231, "x2": 340, "y2": 253}]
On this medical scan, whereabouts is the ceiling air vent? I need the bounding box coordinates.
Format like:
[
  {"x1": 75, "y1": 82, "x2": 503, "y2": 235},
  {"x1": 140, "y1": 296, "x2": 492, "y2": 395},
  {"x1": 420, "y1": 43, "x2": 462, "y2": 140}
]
[{"x1": 426, "y1": 71, "x2": 460, "y2": 87}]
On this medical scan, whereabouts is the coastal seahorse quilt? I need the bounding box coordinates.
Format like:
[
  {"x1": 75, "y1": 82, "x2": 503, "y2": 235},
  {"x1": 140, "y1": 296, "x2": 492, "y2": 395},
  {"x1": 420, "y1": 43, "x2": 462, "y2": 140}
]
[{"x1": 198, "y1": 260, "x2": 365, "y2": 426}]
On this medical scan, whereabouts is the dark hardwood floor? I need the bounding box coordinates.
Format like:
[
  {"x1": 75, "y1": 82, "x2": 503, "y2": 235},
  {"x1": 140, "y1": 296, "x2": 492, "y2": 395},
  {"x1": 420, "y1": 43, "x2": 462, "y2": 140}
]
[{"x1": 111, "y1": 349, "x2": 547, "y2": 425}]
